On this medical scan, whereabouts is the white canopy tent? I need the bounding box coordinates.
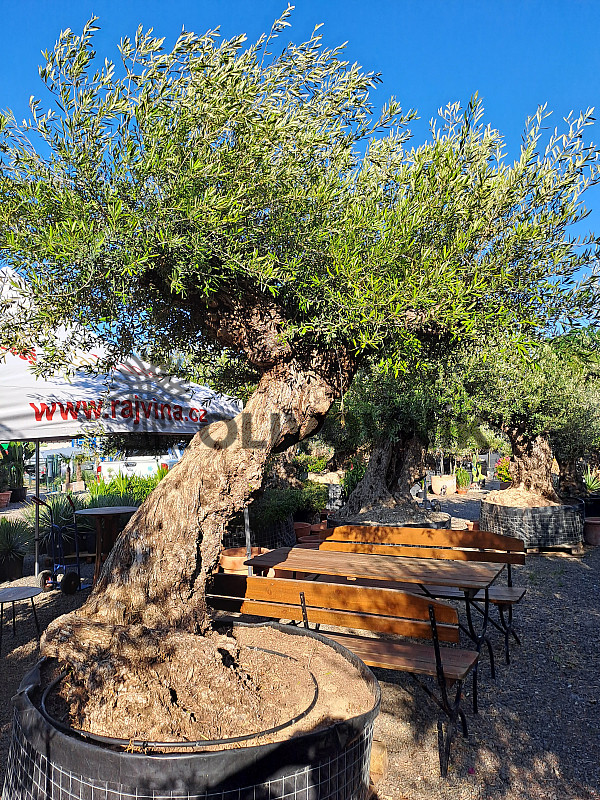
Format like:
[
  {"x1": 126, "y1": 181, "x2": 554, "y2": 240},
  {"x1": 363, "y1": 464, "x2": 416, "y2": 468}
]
[{"x1": 0, "y1": 267, "x2": 243, "y2": 574}]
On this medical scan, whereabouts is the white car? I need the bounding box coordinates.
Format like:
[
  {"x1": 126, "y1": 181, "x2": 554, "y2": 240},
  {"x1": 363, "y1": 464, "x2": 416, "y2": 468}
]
[{"x1": 97, "y1": 447, "x2": 183, "y2": 481}]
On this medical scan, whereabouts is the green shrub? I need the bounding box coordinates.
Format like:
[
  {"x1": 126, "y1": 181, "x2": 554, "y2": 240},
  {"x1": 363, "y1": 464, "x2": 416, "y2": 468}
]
[
  {"x1": 249, "y1": 488, "x2": 303, "y2": 528},
  {"x1": 584, "y1": 466, "x2": 600, "y2": 494},
  {"x1": 299, "y1": 481, "x2": 329, "y2": 515},
  {"x1": 22, "y1": 494, "x2": 91, "y2": 543},
  {"x1": 0, "y1": 517, "x2": 33, "y2": 559},
  {"x1": 455, "y1": 466, "x2": 471, "y2": 489},
  {"x1": 88, "y1": 470, "x2": 167, "y2": 504},
  {"x1": 342, "y1": 456, "x2": 367, "y2": 499},
  {"x1": 292, "y1": 453, "x2": 329, "y2": 476}
]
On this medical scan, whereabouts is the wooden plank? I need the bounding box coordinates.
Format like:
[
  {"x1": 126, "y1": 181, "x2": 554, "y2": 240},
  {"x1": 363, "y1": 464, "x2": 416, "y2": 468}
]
[
  {"x1": 245, "y1": 548, "x2": 505, "y2": 590},
  {"x1": 211, "y1": 574, "x2": 459, "y2": 624},
  {"x1": 323, "y1": 632, "x2": 478, "y2": 681},
  {"x1": 327, "y1": 525, "x2": 525, "y2": 553},
  {"x1": 316, "y1": 540, "x2": 525, "y2": 564},
  {"x1": 207, "y1": 596, "x2": 459, "y2": 642}
]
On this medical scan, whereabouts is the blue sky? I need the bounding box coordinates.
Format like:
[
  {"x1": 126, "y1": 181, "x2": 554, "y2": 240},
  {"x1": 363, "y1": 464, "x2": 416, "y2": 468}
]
[{"x1": 1, "y1": 0, "x2": 599, "y2": 246}]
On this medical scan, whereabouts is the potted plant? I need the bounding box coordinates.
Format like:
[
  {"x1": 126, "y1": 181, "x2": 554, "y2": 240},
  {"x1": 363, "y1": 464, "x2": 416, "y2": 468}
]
[
  {"x1": 0, "y1": 459, "x2": 12, "y2": 509},
  {"x1": 7, "y1": 442, "x2": 28, "y2": 503},
  {"x1": 0, "y1": 517, "x2": 32, "y2": 581},
  {"x1": 583, "y1": 465, "x2": 600, "y2": 518},
  {"x1": 455, "y1": 466, "x2": 471, "y2": 494}
]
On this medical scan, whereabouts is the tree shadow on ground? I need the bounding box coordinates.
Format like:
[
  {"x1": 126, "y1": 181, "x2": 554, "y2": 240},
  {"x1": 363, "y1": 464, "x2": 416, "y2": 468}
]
[{"x1": 370, "y1": 547, "x2": 600, "y2": 800}]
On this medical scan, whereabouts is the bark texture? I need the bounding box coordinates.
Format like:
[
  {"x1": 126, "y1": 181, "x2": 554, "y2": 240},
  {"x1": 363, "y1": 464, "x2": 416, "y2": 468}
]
[
  {"x1": 43, "y1": 359, "x2": 341, "y2": 662},
  {"x1": 506, "y1": 428, "x2": 559, "y2": 501},
  {"x1": 556, "y1": 458, "x2": 586, "y2": 498},
  {"x1": 342, "y1": 434, "x2": 426, "y2": 516}
]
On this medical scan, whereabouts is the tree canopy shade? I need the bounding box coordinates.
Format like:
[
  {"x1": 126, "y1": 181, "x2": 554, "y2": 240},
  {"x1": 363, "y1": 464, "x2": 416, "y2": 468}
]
[
  {"x1": 1, "y1": 12, "x2": 600, "y2": 732},
  {"x1": 1, "y1": 14, "x2": 599, "y2": 375}
]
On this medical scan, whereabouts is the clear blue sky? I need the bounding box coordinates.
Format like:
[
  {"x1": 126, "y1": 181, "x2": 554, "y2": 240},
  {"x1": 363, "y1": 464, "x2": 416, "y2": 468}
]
[{"x1": 1, "y1": 0, "x2": 599, "y2": 246}]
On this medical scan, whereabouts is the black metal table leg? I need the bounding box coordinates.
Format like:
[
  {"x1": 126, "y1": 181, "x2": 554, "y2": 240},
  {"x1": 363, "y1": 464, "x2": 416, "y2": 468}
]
[{"x1": 30, "y1": 597, "x2": 40, "y2": 637}]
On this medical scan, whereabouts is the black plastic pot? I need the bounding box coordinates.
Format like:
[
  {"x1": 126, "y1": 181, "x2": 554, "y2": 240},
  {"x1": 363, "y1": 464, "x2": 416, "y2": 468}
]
[
  {"x1": 0, "y1": 554, "x2": 24, "y2": 582},
  {"x1": 9, "y1": 487, "x2": 27, "y2": 503},
  {"x1": 3, "y1": 622, "x2": 380, "y2": 800},
  {"x1": 481, "y1": 498, "x2": 584, "y2": 548},
  {"x1": 584, "y1": 494, "x2": 600, "y2": 518}
]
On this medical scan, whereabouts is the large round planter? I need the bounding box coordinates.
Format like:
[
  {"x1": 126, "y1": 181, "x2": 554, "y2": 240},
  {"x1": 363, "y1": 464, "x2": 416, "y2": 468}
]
[
  {"x1": 480, "y1": 498, "x2": 584, "y2": 549},
  {"x1": 583, "y1": 517, "x2": 600, "y2": 546},
  {"x1": 430, "y1": 475, "x2": 456, "y2": 496},
  {"x1": 3, "y1": 623, "x2": 380, "y2": 800}
]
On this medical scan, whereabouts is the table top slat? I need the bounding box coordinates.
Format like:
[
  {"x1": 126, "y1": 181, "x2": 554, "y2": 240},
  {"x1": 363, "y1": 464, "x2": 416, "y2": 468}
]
[{"x1": 246, "y1": 547, "x2": 504, "y2": 590}]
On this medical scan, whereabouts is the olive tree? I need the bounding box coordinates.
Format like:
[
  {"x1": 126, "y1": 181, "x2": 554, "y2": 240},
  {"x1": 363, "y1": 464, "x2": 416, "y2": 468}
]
[
  {"x1": 1, "y1": 14, "x2": 599, "y2": 690},
  {"x1": 462, "y1": 335, "x2": 600, "y2": 499}
]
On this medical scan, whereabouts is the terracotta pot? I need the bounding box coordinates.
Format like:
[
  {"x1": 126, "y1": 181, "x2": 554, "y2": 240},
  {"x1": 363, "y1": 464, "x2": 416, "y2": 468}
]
[
  {"x1": 584, "y1": 517, "x2": 600, "y2": 546},
  {"x1": 219, "y1": 547, "x2": 273, "y2": 576},
  {"x1": 310, "y1": 522, "x2": 328, "y2": 533},
  {"x1": 456, "y1": 487, "x2": 469, "y2": 495},
  {"x1": 293, "y1": 522, "x2": 312, "y2": 541},
  {"x1": 0, "y1": 491, "x2": 12, "y2": 509}
]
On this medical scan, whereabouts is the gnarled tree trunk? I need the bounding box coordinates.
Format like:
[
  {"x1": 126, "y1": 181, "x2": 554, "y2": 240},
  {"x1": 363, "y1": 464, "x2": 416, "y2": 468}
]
[
  {"x1": 556, "y1": 457, "x2": 585, "y2": 498},
  {"x1": 42, "y1": 359, "x2": 344, "y2": 688},
  {"x1": 341, "y1": 434, "x2": 426, "y2": 516},
  {"x1": 506, "y1": 427, "x2": 558, "y2": 501}
]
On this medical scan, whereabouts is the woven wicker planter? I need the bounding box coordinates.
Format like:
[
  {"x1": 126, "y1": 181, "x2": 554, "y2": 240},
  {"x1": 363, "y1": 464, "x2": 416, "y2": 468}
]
[{"x1": 481, "y1": 499, "x2": 584, "y2": 549}]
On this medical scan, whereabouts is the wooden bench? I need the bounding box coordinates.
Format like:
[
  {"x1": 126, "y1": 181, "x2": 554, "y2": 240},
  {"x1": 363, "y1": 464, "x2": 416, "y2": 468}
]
[
  {"x1": 208, "y1": 572, "x2": 479, "y2": 777},
  {"x1": 317, "y1": 525, "x2": 526, "y2": 668}
]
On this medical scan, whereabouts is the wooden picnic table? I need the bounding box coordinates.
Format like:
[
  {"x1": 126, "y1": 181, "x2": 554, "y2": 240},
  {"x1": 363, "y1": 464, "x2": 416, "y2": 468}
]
[
  {"x1": 245, "y1": 546, "x2": 505, "y2": 592},
  {"x1": 246, "y1": 545, "x2": 504, "y2": 711}
]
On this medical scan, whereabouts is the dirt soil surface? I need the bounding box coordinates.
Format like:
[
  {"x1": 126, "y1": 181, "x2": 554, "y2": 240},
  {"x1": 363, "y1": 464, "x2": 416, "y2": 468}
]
[
  {"x1": 41, "y1": 623, "x2": 374, "y2": 749},
  {"x1": 485, "y1": 487, "x2": 560, "y2": 508},
  {"x1": 2, "y1": 490, "x2": 600, "y2": 800}
]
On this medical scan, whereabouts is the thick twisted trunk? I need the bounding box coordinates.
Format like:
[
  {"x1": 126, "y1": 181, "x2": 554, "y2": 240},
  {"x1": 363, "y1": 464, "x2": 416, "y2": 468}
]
[
  {"x1": 43, "y1": 360, "x2": 339, "y2": 663},
  {"x1": 506, "y1": 427, "x2": 558, "y2": 501},
  {"x1": 342, "y1": 434, "x2": 426, "y2": 516},
  {"x1": 556, "y1": 458, "x2": 585, "y2": 498}
]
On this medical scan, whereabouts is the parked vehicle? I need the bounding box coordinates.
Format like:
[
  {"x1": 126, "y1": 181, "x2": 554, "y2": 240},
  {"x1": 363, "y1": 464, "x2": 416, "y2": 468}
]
[{"x1": 96, "y1": 446, "x2": 184, "y2": 481}]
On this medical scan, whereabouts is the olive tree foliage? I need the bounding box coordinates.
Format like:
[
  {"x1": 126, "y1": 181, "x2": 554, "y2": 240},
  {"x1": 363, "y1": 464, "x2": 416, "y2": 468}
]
[
  {"x1": 0, "y1": 14, "x2": 598, "y2": 376},
  {"x1": 461, "y1": 334, "x2": 600, "y2": 498}
]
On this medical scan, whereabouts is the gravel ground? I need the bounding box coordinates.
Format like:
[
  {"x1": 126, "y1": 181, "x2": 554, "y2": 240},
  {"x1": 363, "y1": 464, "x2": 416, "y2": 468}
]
[{"x1": 1, "y1": 491, "x2": 599, "y2": 800}]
